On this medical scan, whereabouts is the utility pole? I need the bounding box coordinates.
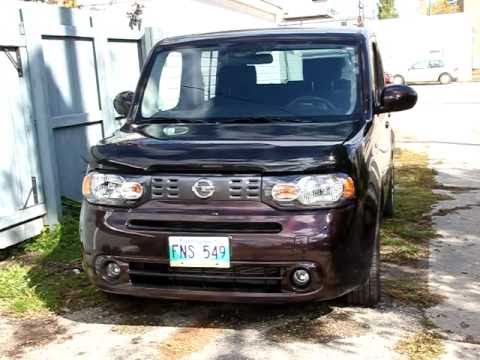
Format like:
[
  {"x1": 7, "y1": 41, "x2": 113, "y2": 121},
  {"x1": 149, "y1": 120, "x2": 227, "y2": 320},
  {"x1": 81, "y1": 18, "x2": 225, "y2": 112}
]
[
  {"x1": 357, "y1": 0, "x2": 365, "y2": 27},
  {"x1": 428, "y1": 0, "x2": 432, "y2": 15}
]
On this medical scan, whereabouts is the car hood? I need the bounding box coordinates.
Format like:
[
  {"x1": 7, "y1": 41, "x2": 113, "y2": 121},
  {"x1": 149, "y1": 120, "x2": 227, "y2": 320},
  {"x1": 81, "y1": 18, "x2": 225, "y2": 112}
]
[{"x1": 90, "y1": 123, "x2": 358, "y2": 173}]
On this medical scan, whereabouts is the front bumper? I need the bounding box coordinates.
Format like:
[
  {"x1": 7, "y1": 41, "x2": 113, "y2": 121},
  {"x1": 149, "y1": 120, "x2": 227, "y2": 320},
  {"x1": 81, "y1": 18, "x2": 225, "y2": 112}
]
[{"x1": 80, "y1": 199, "x2": 374, "y2": 303}]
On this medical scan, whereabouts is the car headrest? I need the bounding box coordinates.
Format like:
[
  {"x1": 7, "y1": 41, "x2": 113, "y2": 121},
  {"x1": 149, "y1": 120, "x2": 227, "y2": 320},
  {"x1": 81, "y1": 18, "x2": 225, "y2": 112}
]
[{"x1": 216, "y1": 65, "x2": 257, "y2": 97}]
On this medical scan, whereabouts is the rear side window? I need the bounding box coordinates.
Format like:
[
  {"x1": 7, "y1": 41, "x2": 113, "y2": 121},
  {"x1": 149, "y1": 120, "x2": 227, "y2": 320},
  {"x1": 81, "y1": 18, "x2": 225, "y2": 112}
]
[
  {"x1": 201, "y1": 50, "x2": 218, "y2": 100},
  {"x1": 429, "y1": 60, "x2": 444, "y2": 68},
  {"x1": 250, "y1": 51, "x2": 304, "y2": 84}
]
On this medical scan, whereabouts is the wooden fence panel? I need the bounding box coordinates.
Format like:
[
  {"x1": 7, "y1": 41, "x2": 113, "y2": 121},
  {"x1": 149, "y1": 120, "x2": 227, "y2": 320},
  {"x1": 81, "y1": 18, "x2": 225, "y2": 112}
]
[
  {"x1": 23, "y1": 4, "x2": 145, "y2": 202},
  {"x1": 0, "y1": 5, "x2": 46, "y2": 248},
  {"x1": 1, "y1": 2, "x2": 152, "y2": 248},
  {"x1": 42, "y1": 34, "x2": 105, "y2": 199}
]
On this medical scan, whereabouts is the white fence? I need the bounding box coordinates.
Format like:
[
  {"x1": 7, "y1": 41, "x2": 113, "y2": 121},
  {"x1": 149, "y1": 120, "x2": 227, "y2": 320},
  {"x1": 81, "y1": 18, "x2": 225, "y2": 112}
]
[{"x1": 0, "y1": 2, "x2": 152, "y2": 248}]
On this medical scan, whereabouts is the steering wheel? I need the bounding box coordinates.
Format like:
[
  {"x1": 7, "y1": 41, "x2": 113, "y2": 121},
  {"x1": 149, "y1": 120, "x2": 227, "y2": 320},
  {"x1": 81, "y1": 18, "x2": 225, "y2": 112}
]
[{"x1": 286, "y1": 96, "x2": 337, "y2": 114}]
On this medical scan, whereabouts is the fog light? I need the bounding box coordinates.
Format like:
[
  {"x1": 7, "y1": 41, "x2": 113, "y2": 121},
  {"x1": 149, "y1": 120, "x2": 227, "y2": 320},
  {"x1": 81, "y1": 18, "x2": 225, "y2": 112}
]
[
  {"x1": 105, "y1": 261, "x2": 121, "y2": 279},
  {"x1": 292, "y1": 269, "x2": 310, "y2": 287}
]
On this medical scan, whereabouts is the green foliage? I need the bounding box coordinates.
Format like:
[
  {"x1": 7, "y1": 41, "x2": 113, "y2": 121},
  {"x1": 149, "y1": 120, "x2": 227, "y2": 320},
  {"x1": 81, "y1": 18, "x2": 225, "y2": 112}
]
[
  {"x1": 378, "y1": 0, "x2": 399, "y2": 19},
  {"x1": 0, "y1": 200, "x2": 105, "y2": 315},
  {"x1": 0, "y1": 264, "x2": 48, "y2": 313},
  {"x1": 19, "y1": 214, "x2": 81, "y2": 263},
  {"x1": 430, "y1": 0, "x2": 462, "y2": 15}
]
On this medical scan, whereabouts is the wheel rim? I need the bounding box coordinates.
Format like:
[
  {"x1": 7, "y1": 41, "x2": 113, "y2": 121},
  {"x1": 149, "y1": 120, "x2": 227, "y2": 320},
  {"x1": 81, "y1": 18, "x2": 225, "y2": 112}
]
[
  {"x1": 440, "y1": 74, "x2": 451, "y2": 84},
  {"x1": 393, "y1": 76, "x2": 404, "y2": 85}
]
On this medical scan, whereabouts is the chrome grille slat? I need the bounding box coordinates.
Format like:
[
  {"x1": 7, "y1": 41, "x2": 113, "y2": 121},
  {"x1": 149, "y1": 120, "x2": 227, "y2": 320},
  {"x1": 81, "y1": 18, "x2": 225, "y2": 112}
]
[{"x1": 227, "y1": 177, "x2": 260, "y2": 200}]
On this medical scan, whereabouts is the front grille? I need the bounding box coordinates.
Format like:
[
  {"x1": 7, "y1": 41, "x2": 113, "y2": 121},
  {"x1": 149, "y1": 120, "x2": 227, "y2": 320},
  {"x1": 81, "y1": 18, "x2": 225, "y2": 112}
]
[
  {"x1": 228, "y1": 178, "x2": 260, "y2": 200},
  {"x1": 151, "y1": 176, "x2": 261, "y2": 201},
  {"x1": 127, "y1": 220, "x2": 282, "y2": 233},
  {"x1": 151, "y1": 177, "x2": 180, "y2": 199},
  {"x1": 128, "y1": 262, "x2": 285, "y2": 293}
]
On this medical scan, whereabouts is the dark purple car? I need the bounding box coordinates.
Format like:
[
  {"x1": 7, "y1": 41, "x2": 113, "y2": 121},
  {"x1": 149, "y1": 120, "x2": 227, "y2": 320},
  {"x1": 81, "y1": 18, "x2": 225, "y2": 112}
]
[{"x1": 80, "y1": 28, "x2": 417, "y2": 305}]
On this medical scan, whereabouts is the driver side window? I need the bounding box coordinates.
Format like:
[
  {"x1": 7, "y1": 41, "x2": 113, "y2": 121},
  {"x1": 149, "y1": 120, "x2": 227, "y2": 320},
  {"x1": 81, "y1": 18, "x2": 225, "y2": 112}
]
[{"x1": 411, "y1": 61, "x2": 428, "y2": 70}]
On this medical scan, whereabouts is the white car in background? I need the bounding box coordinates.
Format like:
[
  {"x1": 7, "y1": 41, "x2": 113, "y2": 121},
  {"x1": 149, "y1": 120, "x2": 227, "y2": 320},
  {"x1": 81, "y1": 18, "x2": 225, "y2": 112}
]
[{"x1": 392, "y1": 59, "x2": 459, "y2": 85}]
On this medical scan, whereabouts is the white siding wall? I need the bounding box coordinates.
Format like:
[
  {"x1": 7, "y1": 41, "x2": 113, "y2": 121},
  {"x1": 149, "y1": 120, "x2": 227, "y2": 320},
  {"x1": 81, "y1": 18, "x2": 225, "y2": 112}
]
[{"x1": 82, "y1": 0, "x2": 277, "y2": 38}]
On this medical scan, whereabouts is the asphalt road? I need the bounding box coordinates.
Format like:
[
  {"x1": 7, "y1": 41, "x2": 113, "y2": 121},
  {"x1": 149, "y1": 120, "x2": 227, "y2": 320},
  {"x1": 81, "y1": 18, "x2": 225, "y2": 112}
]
[{"x1": 1, "y1": 82, "x2": 480, "y2": 360}]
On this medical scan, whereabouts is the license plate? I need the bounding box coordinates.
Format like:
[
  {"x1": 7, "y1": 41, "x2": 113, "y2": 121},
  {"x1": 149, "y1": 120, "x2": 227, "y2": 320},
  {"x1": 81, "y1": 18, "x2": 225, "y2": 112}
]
[{"x1": 168, "y1": 236, "x2": 230, "y2": 268}]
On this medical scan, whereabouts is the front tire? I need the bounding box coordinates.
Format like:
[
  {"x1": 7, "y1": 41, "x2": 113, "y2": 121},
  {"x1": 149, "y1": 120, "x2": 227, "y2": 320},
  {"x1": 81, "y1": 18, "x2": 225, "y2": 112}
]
[
  {"x1": 383, "y1": 168, "x2": 395, "y2": 218},
  {"x1": 345, "y1": 211, "x2": 381, "y2": 307},
  {"x1": 393, "y1": 75, "x2": 405, "y2": 85},
  {"x1": 439, "y1": 73, "x2": 452, "y2": 85}
]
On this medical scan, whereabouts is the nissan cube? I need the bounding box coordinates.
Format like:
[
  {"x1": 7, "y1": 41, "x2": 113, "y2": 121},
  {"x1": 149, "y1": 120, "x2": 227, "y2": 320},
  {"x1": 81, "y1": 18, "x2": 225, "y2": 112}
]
[{"x1": 80, "y1": 28, "x2": 417, "y2": 306}]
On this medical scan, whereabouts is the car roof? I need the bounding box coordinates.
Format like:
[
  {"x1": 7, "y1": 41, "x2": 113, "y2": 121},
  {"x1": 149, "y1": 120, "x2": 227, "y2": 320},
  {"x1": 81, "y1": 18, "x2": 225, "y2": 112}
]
[{"x1": 155, "y1": 27, "x2": 372, "y2": 47}]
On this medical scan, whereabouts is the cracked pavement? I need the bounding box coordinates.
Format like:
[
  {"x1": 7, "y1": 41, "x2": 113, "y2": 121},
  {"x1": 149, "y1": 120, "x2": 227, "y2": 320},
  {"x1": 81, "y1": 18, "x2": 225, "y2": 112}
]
[{"x1": 393, "y1": 82, "x2": 480, "y2": 359}]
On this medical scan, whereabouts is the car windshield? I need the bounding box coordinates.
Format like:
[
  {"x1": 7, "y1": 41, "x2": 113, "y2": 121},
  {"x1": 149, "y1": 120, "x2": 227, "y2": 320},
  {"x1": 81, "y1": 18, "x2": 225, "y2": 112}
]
[{"x1": 140, "y1": 42, "x2": 361, "y2": 123}]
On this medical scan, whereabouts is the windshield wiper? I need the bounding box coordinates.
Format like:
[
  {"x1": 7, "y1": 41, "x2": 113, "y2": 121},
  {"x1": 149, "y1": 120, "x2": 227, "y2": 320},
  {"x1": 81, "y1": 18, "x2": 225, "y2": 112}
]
[
  {"x1": 218, "y1": 117, "x2": 307, "y2": 124},
  {"x1": 141, "y1": 116, "x2": 353, "y2": 125},
  {"x1": 140, "y1": 117, "x2": 209, "y2": 124},
  {"x1": 140, "y1": 115, "x2": 307, "y2": 125}
]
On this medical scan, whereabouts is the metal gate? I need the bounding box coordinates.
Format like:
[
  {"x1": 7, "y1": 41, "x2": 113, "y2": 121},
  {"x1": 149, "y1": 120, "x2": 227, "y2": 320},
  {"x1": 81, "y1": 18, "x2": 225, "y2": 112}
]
[
  {"x1": 0, "y1": 6, "x2": 45, "y2": 248},
  {"x1": 0, "y1": 2, "x2": 152, "y2": 249}
]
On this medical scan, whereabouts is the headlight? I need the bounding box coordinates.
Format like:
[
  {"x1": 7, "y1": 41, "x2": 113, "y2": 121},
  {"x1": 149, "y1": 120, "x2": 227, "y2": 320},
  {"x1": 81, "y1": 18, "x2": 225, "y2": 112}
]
[
  {"x1": 82, "y1": 172, "x2": 145, "y2": 206},
  {"x1": 265, "y1": 174, "x2": 355, "y2": 208}
]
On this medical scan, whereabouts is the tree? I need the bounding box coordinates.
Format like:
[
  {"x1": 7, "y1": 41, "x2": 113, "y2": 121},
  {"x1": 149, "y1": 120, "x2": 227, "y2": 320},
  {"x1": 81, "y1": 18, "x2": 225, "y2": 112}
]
[
  {"x1": 430, "y1": 0, "x2": 463, "y2": 15},
  {"x1": 378, "y1": 0, "x2": 399, "y2": 19},
  {"x1": 21, "y1": 0, "x2": 78, "y2": 7}
]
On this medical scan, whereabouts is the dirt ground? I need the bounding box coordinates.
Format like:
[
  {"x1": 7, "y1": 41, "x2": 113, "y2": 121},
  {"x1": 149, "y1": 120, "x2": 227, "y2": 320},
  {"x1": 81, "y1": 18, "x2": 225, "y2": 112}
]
[{"x1": 1, "y1": 82, "x2": 480, "y2": 360}]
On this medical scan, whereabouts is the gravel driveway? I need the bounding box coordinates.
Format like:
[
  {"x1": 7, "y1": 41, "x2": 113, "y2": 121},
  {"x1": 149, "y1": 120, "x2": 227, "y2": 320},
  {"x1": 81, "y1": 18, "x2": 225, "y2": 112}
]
[{"x1": 1, "y1": 82, "x2": 480, "y2": 360}]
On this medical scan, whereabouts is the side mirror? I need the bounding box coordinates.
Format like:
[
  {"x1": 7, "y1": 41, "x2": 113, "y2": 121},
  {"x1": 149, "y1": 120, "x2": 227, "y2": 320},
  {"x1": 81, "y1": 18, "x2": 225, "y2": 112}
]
[
  {"x1": 377, "y1": 85, "x2": 417, "y2": 114},
  {"x1": 113, "y1": 91, "x2": 134, "y2": 117}
]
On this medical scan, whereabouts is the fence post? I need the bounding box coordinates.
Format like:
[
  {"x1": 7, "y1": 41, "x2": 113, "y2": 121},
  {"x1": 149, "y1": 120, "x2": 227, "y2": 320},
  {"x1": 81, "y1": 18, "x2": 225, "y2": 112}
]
[
  {"x1": 20, "y1": 4, "x2": 62, "y2": 225},
  {"x1": 142, "y1": 27, "x2": 163, "y2": 62},
  {"x1": 92, "y1": 16, "x2": 116, "y2": 138}
]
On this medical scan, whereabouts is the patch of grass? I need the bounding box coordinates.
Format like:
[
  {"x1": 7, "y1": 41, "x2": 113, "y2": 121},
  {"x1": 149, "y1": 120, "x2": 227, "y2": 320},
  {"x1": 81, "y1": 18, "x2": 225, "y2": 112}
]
[
  {"x1": 19, "y1": 215, "x2": 81, "y2": 263},
  {"x1": 381, "y1": 236, "x2": 426, "y2": 263},
  {"x1": 383, "y1": 279, "x2": 445, "y2": 309},
  {"x1": 381, "y1": 149, "x2": 444, "y2": 264},
  {"x1": 0, "y1": 200, "x2": 106, "y2": 316},
  {"x1": 0, "y1": 264, "x2": 47, "y2": 313},
  {"x1": 381, "y1": 149, "x2": 446, "y2": 311},
  {"x1": 395, "y1": 330, "x2": 444, "y2": 360},
  {"x1": 381, "y1": 149, "x2": 446, "y2": 358}
]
